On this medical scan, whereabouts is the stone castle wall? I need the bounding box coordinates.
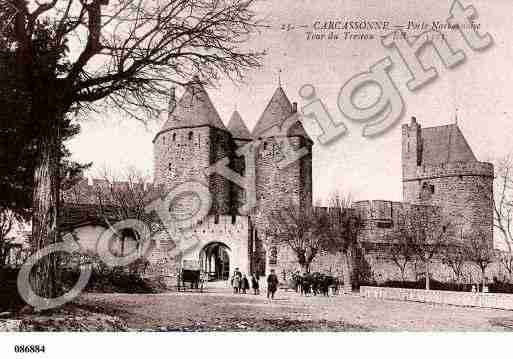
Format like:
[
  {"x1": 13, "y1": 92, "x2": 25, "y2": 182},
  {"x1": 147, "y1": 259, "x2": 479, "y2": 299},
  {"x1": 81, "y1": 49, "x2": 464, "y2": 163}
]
[
  {"x1": 153, "y1": 126, "x2": 211, "y2": 188},
  {"x1": 63, "y1": 214, "x2": 253, "y2": 279},
  {"x1": 62, "y1": 78, "x2": 496, "y2": 288},
  {"x1": 253, "y1": 136, "x2": 313, "y2": 232},
  {"x1": 402, "y1": 119, "x2": 494, "y2": 245},
  {"x1": 230, "y1": 139, "x2": 252, "y2": 216},
  {"x1": 153, "y1": 126, "x2": 233, "y2": 215},
  {"x1": 403, "y1": 170, "x2": 493, "y2": 241},
  {"x1": 146, "y1": 214, "x2": 252, "y2": 278},
  {"x1": 251, "y1": 136, "x2": 313, "y2": 274},
  {"x1": 208, "y1": 128, "x2": 234, "y2": 215}
]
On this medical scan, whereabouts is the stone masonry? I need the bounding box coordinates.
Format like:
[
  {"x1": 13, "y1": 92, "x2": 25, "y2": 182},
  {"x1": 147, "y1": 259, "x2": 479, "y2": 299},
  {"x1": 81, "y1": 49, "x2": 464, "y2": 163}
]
[{"x1": 62, "y1": 79, "x2": 495, "y2": 285}]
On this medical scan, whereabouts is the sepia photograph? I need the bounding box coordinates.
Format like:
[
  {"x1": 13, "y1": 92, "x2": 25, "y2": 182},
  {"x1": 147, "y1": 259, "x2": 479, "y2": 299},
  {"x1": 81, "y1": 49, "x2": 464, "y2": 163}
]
[{"x1": 1, "y1": 0, "x2": 513, "y2": 357}]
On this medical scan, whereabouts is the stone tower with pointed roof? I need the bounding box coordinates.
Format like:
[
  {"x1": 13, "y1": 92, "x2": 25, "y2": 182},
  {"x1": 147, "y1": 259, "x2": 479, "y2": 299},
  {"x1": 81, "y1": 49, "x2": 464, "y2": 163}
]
[
  {"x1": 151, "y1": 80, "x2": 314, "y2": 275},
  {"x1": 153, "y1": 77, "x2": 234, "y2": 215},
  {"x1": 252, "y1": 86, "x2": 313, "y2": 269},
  {"x1": 402, "y1": 116, "x2": 494, "y2": 244}
]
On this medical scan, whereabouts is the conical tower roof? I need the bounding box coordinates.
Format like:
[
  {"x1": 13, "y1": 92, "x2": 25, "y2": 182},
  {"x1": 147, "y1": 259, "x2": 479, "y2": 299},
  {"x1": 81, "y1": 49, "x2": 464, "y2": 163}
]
[
  {"x1": 160, "y1": 76, "x2": 227, "y2": 133},
  {"x1": 252, "y1": 86, "x2": 311, "y2": 140},
  {"x1": 227, "y1": 110, "x2": 252, "y2": 140},
  {"x1": 252, "y1": 87, "x2": 292, "y2": 137}
]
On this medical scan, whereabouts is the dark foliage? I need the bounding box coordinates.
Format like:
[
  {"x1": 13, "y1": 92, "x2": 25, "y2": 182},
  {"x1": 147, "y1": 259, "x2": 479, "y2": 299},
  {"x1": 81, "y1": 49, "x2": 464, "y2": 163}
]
[
  {"x1": 0, "y1": 26, "x2": 88, "y2": 220},
  {"x1": 60, "y1": 267, "x2": 166, "y2": 294},
  {"x1": 59, "y1": 253, "x2": 165, "y2": 294},
  {"x1": 0, "y1": 268, "x2": 25, "y2": 312}
]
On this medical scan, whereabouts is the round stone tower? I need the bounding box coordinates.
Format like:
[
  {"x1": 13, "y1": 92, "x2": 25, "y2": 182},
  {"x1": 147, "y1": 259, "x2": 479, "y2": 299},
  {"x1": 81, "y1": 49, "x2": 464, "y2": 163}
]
[
  {"x1": 153, "y1": 76, "x2": 234, "y2": 215},
  {"x1": 251, "y1": 86, "x2": 313, "y2": 255},
  {"x1": 402, "y1": 116, "x2": 494, "y2": 243}
]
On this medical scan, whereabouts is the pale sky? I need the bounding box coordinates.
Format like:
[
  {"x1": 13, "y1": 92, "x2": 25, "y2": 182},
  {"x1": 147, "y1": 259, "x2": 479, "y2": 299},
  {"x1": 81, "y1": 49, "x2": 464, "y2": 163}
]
[{"x1": 68, "y1": 0, "x2": 513, "y2": 204}]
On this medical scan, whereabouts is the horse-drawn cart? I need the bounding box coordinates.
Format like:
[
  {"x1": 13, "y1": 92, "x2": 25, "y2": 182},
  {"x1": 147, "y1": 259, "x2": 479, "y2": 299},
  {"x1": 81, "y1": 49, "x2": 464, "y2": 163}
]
[{"x1": 177, "y1": 260, "x2": 205, "y2": 292}]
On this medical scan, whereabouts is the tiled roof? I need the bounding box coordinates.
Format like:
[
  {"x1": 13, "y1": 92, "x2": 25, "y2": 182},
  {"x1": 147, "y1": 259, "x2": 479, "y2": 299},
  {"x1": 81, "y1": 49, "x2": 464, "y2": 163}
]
[
  {"x1": 159, "y1": 76, "x2": 227, "y2": 132},
  {"x1": 60, "y1": 203, "x2": 117, "y2": 231},
  {"x1": 421, "y1": 124, "x2": 476, "y2": 165},
  {"x1": 252, "y1": 87, "x2": 310, "y2": 140},
  {"x1": 227, "y1": 111, "x2": 252, "y2": 140}
]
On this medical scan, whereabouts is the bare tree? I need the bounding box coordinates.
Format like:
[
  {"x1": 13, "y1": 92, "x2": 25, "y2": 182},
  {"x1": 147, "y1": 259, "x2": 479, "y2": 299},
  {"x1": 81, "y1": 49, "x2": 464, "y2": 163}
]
[
  {"x1": 396, "y1": 206, "x2": 450, "y2": 290},
  {"x1": 493, "y1": 154, "x2": 513, "y2": 252},
  {"x1": 464, "y1": 229, "x2": 496, "y2": 292},
  {"x1": 0, "y1": 209, "x2": 19, "y2": 267},
  {"x1": 317, "y1": 193, "x2": 361, "y2": 293},
  {"x1": 384, "y1": 232, "x2": 414, "y2": 284},
  {"x1": 63, "y1": 167, "x2": 162, "y2": 257},
  {"x1": 6, "y1": 0, "x2": 264, "y2": 298},
  {"x1": 497, "y1": 251, "x2": 513, "y2": 283},
  {"x1": 441, "y1": 241, "x2": 467, "y2": 284},
  {"x1": 267, "y1": 202, "x2": 322, "y2": 274}
]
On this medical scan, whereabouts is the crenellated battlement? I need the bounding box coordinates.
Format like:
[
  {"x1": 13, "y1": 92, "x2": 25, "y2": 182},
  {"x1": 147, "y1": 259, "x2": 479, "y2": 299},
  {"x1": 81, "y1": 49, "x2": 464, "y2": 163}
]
[
  {"x1": 193, "y1": 214, "x2": 250, "y2": 232},
  {"x1": 352, "y1": 200, "x2": 437, "y2": 221},
  {"x1": 62, "y1": 176, "x2": 152, "y2": 206},
  {"x1": 404, "y1": 160, "x2": 494, "y2": 182},
  {"x1": 353, "y1": 200, "x2": 405, "y2": 221}
]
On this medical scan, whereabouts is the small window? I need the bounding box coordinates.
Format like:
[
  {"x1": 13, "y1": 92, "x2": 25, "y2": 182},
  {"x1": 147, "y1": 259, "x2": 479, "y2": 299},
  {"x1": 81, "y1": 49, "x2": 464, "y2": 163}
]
[
  {"x1": 377, "y1": 221, "x2": 392, "y2": 229},
  {"x1": 263, "y1": 142, "x2": 267, "y2": 150},
  {"x1": 172, "y1": 133, "x2": 176, "y2": 141},
  {"x1": 188, "y1": 131, "x2": 193, "y2": 140},
  {"x1": 430, "y1": 184, "x2": 435, "y2": 194}
]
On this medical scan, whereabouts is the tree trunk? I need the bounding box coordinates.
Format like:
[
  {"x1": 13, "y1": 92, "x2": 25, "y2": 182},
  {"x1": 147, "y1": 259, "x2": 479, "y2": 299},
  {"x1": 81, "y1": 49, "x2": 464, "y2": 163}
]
[
  {"x1": 481, "y1": 268, "x2": 486, "y2": 293},
  {"x1": 342, "y1": 251, "x2": 352, "y2": 294},
  {"x1": 0, "y1": 242, "x2": 5, "y2": 268},
  {"x1": 425, "y1": 262, "x2": 430, "y2": 290},
  {"x1": 300, "y1": 262, "x2": 310, "y2": 274},
  {"x1": 30, "y1": 127, "x2": 61, "y2": 302}
]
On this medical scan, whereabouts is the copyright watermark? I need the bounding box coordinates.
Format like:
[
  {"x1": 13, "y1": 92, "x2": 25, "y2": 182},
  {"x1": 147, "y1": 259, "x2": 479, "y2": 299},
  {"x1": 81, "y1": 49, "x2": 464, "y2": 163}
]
[{"x1": 16, "y1": 0, "x2": 495, "y2": 311}]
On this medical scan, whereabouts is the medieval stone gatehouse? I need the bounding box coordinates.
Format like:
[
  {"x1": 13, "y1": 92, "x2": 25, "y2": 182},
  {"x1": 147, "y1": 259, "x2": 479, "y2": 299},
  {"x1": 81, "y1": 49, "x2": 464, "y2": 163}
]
[{"x1": 62, "y1": 78, "x2": 494, "y2": 284}]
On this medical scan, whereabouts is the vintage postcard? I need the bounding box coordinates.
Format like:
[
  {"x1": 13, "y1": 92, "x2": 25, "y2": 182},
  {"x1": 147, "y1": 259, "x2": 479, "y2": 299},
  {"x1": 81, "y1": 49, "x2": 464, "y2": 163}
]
[{"x1": 1, "y1": 0, "x2": 512, "y2": 357}]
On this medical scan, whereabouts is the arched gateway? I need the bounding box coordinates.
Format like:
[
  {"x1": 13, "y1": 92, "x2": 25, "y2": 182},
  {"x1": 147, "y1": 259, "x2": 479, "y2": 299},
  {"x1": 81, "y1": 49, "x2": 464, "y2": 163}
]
[{"x1": 200, "y1": 242, "x2": 230, "y2": 281}]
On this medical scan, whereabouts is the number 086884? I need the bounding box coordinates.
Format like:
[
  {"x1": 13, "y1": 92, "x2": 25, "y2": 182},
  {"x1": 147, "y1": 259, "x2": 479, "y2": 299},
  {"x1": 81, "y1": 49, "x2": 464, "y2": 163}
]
[{"x1": 14, "y1": 345, "x2": 46, "y2": 353}]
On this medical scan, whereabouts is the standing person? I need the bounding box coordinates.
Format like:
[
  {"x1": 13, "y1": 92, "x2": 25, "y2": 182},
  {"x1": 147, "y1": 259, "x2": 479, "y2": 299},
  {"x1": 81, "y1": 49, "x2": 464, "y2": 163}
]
[
  {"x1": 267, "y1": 269, "x2": 279, "y2": 300},
  {"x1": 237, "y1": 273, "x2": 243, "y2": 293},
  {"x1": 241, "y1": 274, "x2": 250, "y2": 294},
  {"x1": 232, "y1": 273, "x2": 241, "y2": 294},
  {"x1": 295, "y1": 271, "x2": 303, "y2": 293},
  {"x1": 251, "y1": 273, "x2": 260, "y2": 295},
  {"x1": 301, "y1": 273, "x2": 311, "y2": 296}
]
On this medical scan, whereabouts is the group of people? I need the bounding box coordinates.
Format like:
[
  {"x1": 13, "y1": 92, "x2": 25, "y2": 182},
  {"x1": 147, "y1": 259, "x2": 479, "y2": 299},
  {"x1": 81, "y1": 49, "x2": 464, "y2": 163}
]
[
  {"x1": 231, "y1": 268, "x2": 259, "y2": 295},
  {"x1": 290, "y1": 271, "x2": 338, "y2": 296},
  {"x1": 230, "y1": 268, "x2": 280, "y2": 299}
]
